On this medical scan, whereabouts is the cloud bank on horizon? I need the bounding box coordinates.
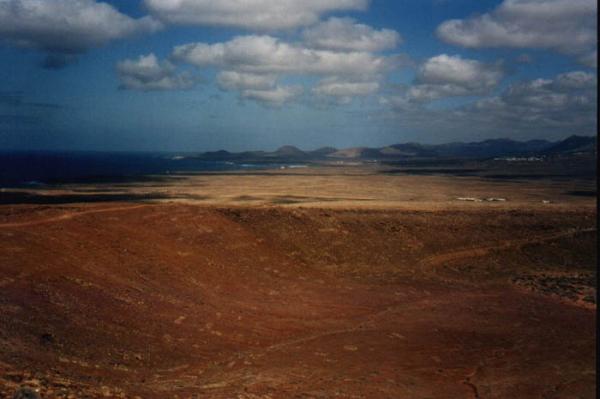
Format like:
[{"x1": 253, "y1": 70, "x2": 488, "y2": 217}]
[{"x1": 0, "y1": 0, "x2": 597, "y2": 150}]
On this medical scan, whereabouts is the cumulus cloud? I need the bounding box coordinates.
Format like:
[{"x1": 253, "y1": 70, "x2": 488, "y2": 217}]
[
  {"x1": 241, "y1": 85, "x2": 304, "y2": 106},
  {"x1": 381, "y1": 70, "x2": 597, "y2": 138},
  {"x1": 552, "y1": 70, "x2": 597, "y2": 90},
  {"x1": 215, "y1": 71, "x2": 301, "y2": 105},
  {"x1": 313, "y1": 78, "x2": 379, "y2": 104},
  {"x1": 494, "y1": 71, "x2": 596, "y2": 110},
  {"x1": 303, "y1": 17, "x2": 401, "y2": 52},
  {"x1": 407, "y1": 54, "x2": 504, "y2": 102},
  {"x1": 116, "y1": 54, "x2": 197, "y2": 91},
  {"x1": 171, "y1": 34, "x2": 405, "y2": 105},
  {"x1": 437, "y1": 0, "x2": 597, "y2": 59},
  {"x1": 143, "y1": 0, "x2": 367, "y2": 30},
  {"x1": 217, "y1": 71, "x2": 277, "y2": 91},
  {"x1": 0, "y1": 0, "x2": 161, "y2": 61},
  {"x1": 172, "y1": 35, "x2": 392, "y2": 77},
  {"x1": 461, "y1": 71, "x2": 597, "y2": 134}
]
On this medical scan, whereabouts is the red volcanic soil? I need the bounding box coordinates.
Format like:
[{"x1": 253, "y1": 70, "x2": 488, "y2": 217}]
[{"x1": 0, "y1": 204, "x2": 596, "y2": 398}]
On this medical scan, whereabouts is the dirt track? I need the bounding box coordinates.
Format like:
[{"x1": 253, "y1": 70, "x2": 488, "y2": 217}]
[
  {"x1": 0, "y1": 202, "x2": 596, "y2": 398},
  {"x1": 419, "y1": 227, "x2": 597, "y2": 269},
  {"x1": 0, "y1": 205, "x2": 149, "y2": 228}
]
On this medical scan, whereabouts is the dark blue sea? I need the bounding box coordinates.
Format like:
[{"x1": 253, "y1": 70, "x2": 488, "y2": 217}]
[{"x1": 0, "y1": 151, "x2": 288, "y2": 187}]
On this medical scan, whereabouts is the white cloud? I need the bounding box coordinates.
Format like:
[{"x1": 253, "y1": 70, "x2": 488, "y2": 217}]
[
  {"x1": 172, "y1": 35, "x2": 392, "y2": 77},
  {"x1": 437, "y1": 0, "x2": 597, "y2": 58},
  {"x1": 116, "y1": 54, "x2": 197, "y2": 91},
  {"x1": 170, "y1": 24, "x2": 406, "y2": 106},
  {"x1": 303, "y1": 17, "x2": 401, "y2": 52},
  {"x1": 314, "y1": 80, "x2": 379, "y2": 96},
  {"x1": 143, "y1": 0, "x2": 367, "y2": 30},
  {"x1": 241, "y1": 85, "x2": 304, "y2": 106},
  {"x1": 0, "y1": 0, "x2": 160, "y2": 56},
  {"x1": 408, "y1": 54, "x2": 504, "y2": 102},
  {"x1": 498, "y1": 71, "x2": 596, "y2": 110},
  {"x1": 553, "y1": 70, "x2": 596, "y2": 90},
  {"x1": 313, "y1": 78, "x2": 379, "y2": 104},
  {"x1": 381, "y1": 70, "x2": 597, "y2": 138},
  {"x1": 462, "y1": 71, "x2": 597, "y2": 135},
  {"x1": 215, "y1": 71, "x2": 300, "y2": 105},
  {"x1": 217, "y1": 71, "x2": 277, "y2": 91}
]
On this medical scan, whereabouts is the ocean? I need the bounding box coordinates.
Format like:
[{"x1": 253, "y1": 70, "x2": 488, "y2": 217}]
[{"x1": 0, "y1": 151, "x2": 287, "y2": 187}]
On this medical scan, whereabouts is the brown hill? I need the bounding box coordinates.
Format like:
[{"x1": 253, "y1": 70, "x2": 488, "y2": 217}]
[{"x1": 0, "y1": 203, "x2": 596, "y2": 398}]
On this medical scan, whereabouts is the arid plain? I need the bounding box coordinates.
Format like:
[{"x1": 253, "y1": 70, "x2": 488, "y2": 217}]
[{"x1": 0, "y1": 164, "x2": 596, "y2": 398}]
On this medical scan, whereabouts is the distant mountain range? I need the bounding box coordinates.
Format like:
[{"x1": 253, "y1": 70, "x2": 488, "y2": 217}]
[{"x1": 191, "y1": 135, "x2": 597, "y2": 162}]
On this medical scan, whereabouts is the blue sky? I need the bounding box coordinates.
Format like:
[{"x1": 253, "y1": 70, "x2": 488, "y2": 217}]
[{"x1": 0, "y1": 0, "x2": 596, "y2": 151}]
